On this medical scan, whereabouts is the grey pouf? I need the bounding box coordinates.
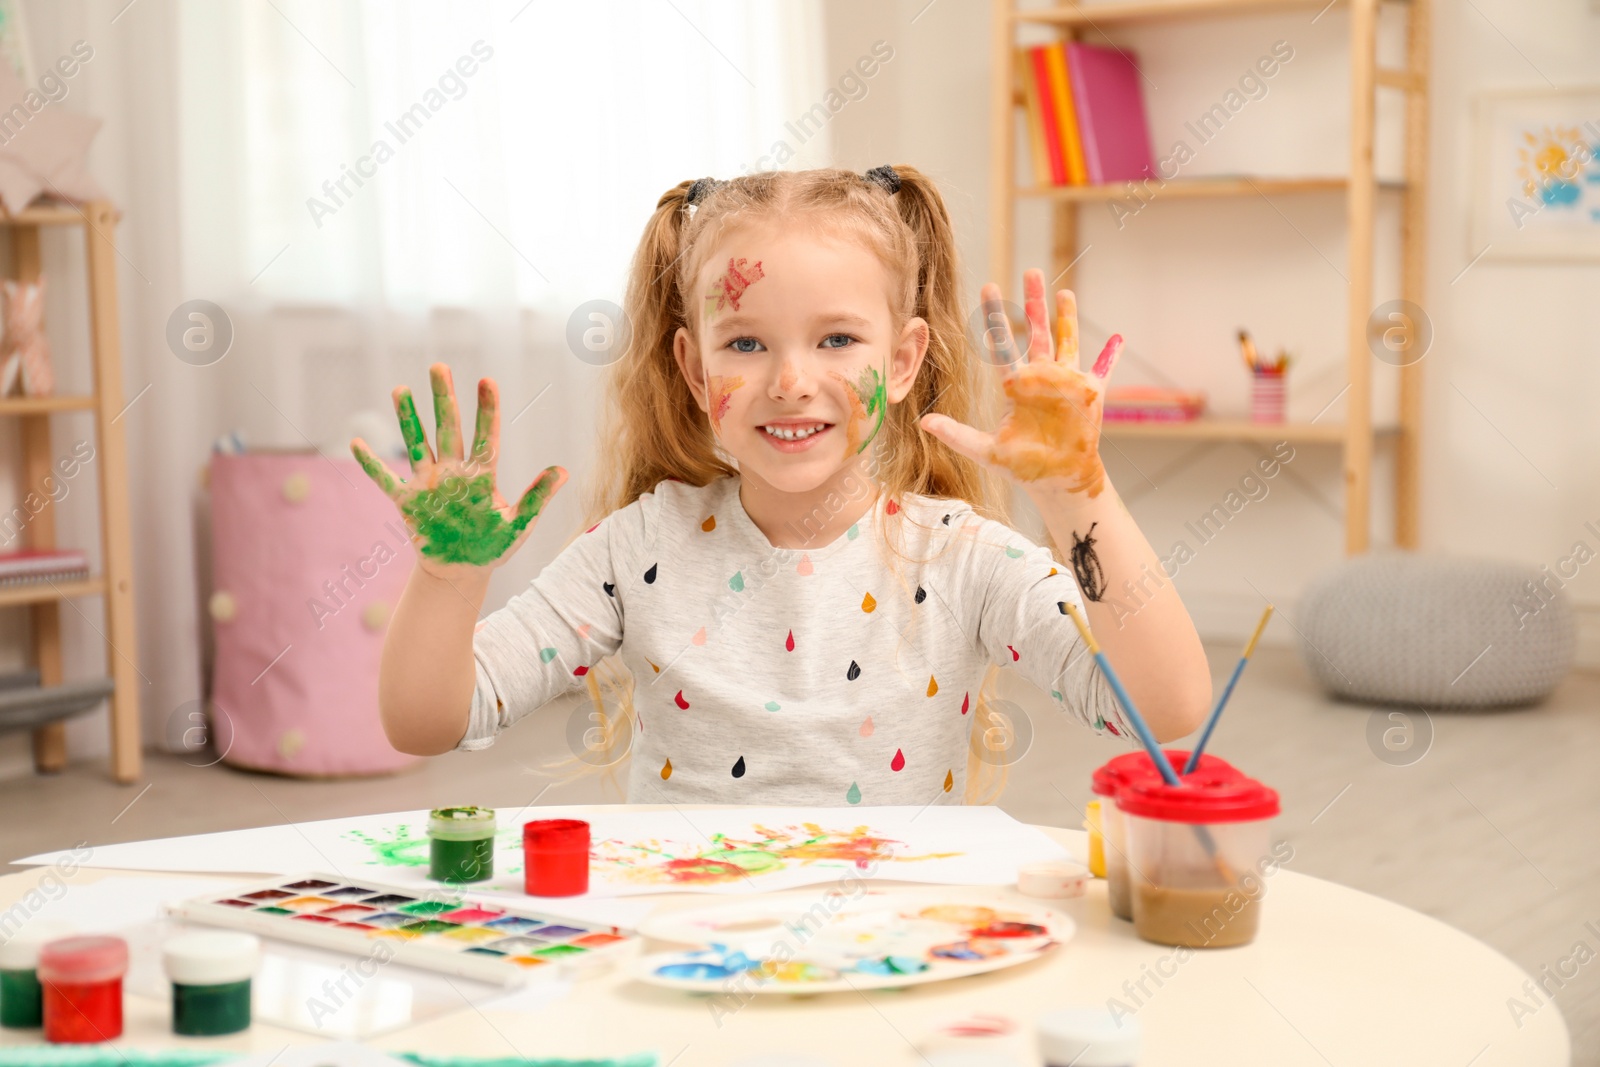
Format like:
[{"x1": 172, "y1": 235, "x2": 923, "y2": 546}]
[{"x1": 1297, "y1": 553, "x2": 1575, "y2": 708}]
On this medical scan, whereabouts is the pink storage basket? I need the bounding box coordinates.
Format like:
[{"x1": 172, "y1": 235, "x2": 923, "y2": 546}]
[{"x1": 208, "y1": 450, "x2": 419, "y2": 777}]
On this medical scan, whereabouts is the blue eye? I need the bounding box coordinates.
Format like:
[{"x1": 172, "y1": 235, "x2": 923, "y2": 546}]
[
  {"x1": 822, "y1": 334, "x2": 857, "y2": 349},
  {"x1": 728, "y1": 337, "x2": 764, "y2": 354}
]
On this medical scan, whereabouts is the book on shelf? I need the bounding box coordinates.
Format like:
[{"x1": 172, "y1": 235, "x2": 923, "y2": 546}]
[
  {"x1": 0, "y1": 548, "x2": 90, "y2": 586},
  {"x1": 1028, "y1": 45, "x2": 1068, "y2": 184},
  {"x1": 1103, "y1": 386, "x2": 1206, "y2": 423},
  {"x1": 1017, "y1": 47, "x2": 1052, "y2": 186},
  {"x1": 1017, "y1": 40, "x2": 1155, "y2": 187}
]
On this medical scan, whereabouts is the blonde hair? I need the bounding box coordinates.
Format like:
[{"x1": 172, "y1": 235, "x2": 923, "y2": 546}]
[{"x1": 560, "y1": 166, "x2": 1027, "y2": 803}]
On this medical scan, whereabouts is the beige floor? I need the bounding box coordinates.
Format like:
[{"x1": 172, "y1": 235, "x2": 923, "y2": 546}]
[{"x1": 4, "y1": 643, "x2": 1597, "y2": 1061}]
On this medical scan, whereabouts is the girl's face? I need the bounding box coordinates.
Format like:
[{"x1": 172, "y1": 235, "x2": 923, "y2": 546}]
[{"x1": 674, "y1": 222, "x2": 928, "y2": 495}]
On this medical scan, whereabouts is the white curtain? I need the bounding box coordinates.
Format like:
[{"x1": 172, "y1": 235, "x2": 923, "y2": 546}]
[{"x1": 15, "y1": 0, "x2": 828, "y2": 758}]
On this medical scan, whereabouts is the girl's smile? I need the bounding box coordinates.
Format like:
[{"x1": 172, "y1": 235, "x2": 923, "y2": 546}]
[{"x1": 758, "y1": 419, "x2": 835, "y2": 451}]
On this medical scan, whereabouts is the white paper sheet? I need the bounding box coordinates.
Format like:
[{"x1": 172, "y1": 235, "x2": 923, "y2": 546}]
[{"x1": 14, "y1": 805, "x2": 1069, "y2": 900}]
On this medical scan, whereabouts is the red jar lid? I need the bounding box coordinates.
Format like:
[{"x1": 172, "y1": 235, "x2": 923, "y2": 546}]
[
  {"x1": 523, "y1": 818, "x2": 589, "y2": 850},
  {"x1": 1116, "y1": 775, "x2": 1280, "y2": 824},
  {"x1": 1090, "y1": 749, "x2": 1237, "y2": 796},
  {"x1": 37, "y1": 936, "x2": 129, "y2": 985}
]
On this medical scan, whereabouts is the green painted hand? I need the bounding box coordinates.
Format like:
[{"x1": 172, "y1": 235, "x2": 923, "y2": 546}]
[{"x1": 351, "y1": 363, "x2": 567, "y2": 577}]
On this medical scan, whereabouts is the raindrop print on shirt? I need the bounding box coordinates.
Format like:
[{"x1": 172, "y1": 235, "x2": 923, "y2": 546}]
[
  {"x1": 603, "y1": 582, "x2": 615, "y2": 597},
  {"x1": 943, "y1": 769, "x2": 953, "y2": 793},
  {"x1": 861, "y1": 592, "x2": 876, "y2": 613},
  {"x1": 797, "y1": 553, "x2": 814, "y2": 576},
  {"x1": 914, "y1": 586, "x2": 926, "y2": 604},
  {"x1": 890, "y1": 749, "x2": 905, "y2": 772},
  {"x1": 846, "y1": 781, "x2": 861, "y2": 804},
  {"x1": 661, "y1": 758, "x2": 672, "y2": 780},
  {"x1": 729, "y1": 571, "x2": 744, "y2": 592},
  {"x1": 732, "y1": 755, "x2": 747, "y2": 778},
  {"x1": 674, "y1": 690, "x2": 690, "y2": 710},
  {"x1": 643, "y1": 563, "x2": 658, "y2": 583},
  {"x1": 701, "y1": 515, "x2": 716, "y2": 532},
  {"x1": 859, "y1": 716, "x2": 874, "y2": 738},
  {"x1": 847, "y1": 660, "x2": 860, "y2": 681},
  {"x1": 926, "y1": 675, "x2": 938, "y2": 697},
  {"x1": 785, "y1": 629, "x2": 795, "y2": 652}
]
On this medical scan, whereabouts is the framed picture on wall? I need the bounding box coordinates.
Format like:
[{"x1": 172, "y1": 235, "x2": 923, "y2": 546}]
[
  {"x1": 0, "y1": 0, "x2": 34, "y2": 85},
  {"x1": 1472, "y1": 87, "x2": 1600, "y2": 261}
]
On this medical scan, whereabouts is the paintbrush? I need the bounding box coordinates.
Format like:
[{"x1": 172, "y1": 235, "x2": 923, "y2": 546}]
[
  {"x1": 1060, "y1": 602, "x2": 1180, "y2": 786},
  {"x1": 1184, "y1": 605, "x2": 1274, "y2": 774},
  {"x1": 1061, "y1": 601, "x2": 1239, "y2": 884},
  {"x1": 1238, "y1": 329, "x2": 1260, "y2": 372}
]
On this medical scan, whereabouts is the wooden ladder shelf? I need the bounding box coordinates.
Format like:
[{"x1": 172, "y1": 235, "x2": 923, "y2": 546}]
[{"x1": 2, "y1": 199, "x2": 141, "y2": 782}]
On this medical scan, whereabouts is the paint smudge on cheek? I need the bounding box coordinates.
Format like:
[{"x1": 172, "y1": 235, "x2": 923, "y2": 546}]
[
  {"x1": 828, "y1": 365, "x2": 888, "y2": 455},
  {"x1": 704, "y1": 257, "x2": 765, "y2": 317},
  {"x1": 991, "y1": 362, "x2": 1106, "y2": 497},
  {"x1": 706, "y1": 375, "x2": 745, "y2": 435}
]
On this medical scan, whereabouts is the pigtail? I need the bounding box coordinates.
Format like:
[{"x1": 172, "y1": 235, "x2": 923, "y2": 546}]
[
  {"x1": 872, "y1": 166, "x2": 1007, "y2": 522},
  {"x1": 589, "y1": 180, "x2": 734, "y2": 524}
]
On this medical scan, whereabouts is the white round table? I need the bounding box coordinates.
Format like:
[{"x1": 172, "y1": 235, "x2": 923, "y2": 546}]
[{"x1": 0, "y1": 816, "x2": 1570, "y2": 1065}]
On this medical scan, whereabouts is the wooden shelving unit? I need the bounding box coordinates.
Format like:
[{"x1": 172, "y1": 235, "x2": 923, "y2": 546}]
[
  {"x1": 1, "y1": 199, "x2": 141, "y2": 782},
  {"x1": 989, "y1": 0, "x2": 1431, "y2": 552}
]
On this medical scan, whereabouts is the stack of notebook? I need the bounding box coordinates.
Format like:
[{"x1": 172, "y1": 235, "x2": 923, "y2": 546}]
[
  {"x1": 1018, "y1": 40, "x2": 1155, "y2": 186},
  {"x1": 0, "y1": 548, "x2": 90, "y2": 586},
  {"x1": 1103, "y1": 386, "x2": 1206, "y2": 423}
]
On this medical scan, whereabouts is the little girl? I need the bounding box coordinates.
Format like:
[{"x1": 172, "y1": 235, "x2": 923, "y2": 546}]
[{"x1": 351, "y1": 164, "x2": 1211, "y2": 807}]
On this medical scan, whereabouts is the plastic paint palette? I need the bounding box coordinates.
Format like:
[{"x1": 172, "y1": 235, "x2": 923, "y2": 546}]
[
  {"x1": 166, "y1": 874, "x2": 637, "y2": 986},
  {"x1": 634, "y1": 888, "x2": 1072, "y2": 994}
]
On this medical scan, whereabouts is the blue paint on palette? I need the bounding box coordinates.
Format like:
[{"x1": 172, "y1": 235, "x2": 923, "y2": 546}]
[
  {"x1": 484, "y1": 916, "x2": 543, "y2": 933},
  {"x1": 656, "y1": 961, "x2": 741, "y2": 980}
]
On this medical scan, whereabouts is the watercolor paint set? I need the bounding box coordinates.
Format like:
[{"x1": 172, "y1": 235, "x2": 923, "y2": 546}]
[
  {"x1": 164, "y1": 873, "x2": 638, "y2": 986},
  {"x1": 634, "y1": 889, "x2": 1074, "y2": 994}
]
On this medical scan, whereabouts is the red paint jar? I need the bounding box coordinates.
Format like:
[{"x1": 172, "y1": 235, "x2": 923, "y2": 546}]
[
  {"x1": 523, "y1": 818, "x2": 590, "y2": 897},
  {"x1": 39, "y1": 936, "x2": 128, "y2": 1044}
]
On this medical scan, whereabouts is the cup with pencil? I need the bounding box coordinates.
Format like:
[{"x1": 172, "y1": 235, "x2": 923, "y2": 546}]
[{"x1": 1239, "y1": 329, "x2": 1289, "y2": 424}]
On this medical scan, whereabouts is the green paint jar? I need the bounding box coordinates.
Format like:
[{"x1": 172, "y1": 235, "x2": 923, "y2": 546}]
[
  {"x1": 428, "y1": 806, "x2": 497, "y2": 883},
  {"x1": 0, "y1": 921, "x2": 74, "y2": 1029},
  {"x1": 162, "y1": 932, "x2": 259, "y2": 1036}
]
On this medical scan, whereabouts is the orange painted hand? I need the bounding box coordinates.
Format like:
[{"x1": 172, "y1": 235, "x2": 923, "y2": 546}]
[
  {"x1": 918, "y1": 268, "x2": 1123, "y2": 499},
  {"x1": 350, "y1": 362, "x2": 568, "y2": 579}
]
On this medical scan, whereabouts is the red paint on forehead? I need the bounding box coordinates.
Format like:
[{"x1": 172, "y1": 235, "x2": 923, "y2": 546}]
[{"x1": 706, "y1": 258, "x2": 765, "y2": 315}]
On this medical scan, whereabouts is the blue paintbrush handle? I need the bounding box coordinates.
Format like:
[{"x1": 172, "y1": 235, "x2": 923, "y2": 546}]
[
  {"x1": 1092, "y1": 649, "x2": 1180, "y2": 786},
  {"x1": 1185, "y1": 655, "x2": 1248, "y2": 775},
  {"x1": 1090, "y1": 644, "x2": 1231, "y2": 873}
]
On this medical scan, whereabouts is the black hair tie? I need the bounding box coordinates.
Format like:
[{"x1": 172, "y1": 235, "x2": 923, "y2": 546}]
[
  {"x1": 686, "y1": 177, "x2": 722, "y2": 205},
  {"x1": 863, "y1": 165, "x2": 901, "y2": 195}
]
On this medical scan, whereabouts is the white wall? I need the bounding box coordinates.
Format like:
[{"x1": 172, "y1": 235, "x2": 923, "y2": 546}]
[{"x1": 823, "y1": 0, "x2": 1600, "y2": 659}]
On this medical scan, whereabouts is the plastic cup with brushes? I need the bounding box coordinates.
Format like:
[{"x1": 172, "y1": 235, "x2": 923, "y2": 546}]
[{"x1": 1061, "y1": 601, "x2": 1281, "y2": 948}]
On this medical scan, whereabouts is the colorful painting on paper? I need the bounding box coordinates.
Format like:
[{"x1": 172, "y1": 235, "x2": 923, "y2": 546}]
[
  {"x1": 589, "y1": 821, "x2": 961, "y2": 886},
  {"x1": 1475, "y1": 89, "x2": 1600, "y2": 260},
  {"x1": 14, "y1": 806, "x2": 1074, "y2": 902}
]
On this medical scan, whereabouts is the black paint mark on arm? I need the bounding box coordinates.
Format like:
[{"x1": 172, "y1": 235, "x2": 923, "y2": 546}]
[{"x1": 1070, "y1": 522, "x2": 1108, "y2": 603}]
